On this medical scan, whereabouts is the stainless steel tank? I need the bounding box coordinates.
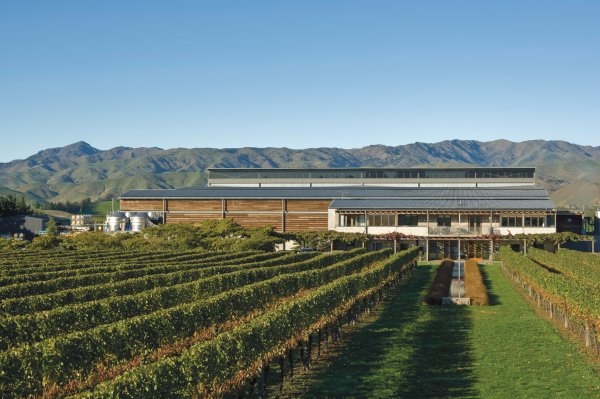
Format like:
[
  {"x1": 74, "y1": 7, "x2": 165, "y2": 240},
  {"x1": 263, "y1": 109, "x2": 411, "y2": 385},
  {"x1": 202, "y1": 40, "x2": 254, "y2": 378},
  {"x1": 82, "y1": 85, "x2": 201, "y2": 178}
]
[
  {"x1": 130, "y1": 213, "x2": 147, "y2": 232},
  {"x1": 106, "y1": 212, "x2": 128, "y2": 232}
]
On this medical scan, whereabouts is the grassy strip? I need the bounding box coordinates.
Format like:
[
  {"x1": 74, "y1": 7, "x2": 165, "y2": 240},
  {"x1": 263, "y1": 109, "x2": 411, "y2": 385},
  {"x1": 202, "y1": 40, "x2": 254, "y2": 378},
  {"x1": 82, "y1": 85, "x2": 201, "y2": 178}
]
[
  {"x1": 299, "y1": 263, "x2": 600, "y2": 398},
  {"x1": 464, "y1": 259, "x2": 489, "y2": 305},
  {"x1": 0, "y1": 250, "x2": 393, "y2": 397},
  {"x1": 423, "y1": 259, "x2": 453, "y2": 305},
  {"x1": 0, "y1": 253, "x2": 311, "y2": 316},
  {"x1": 70, "y1": 249, "x2": 418, "y2": 398},
  {"x1": 0, "y1": 251, "x2": 358, "y2": 350}
]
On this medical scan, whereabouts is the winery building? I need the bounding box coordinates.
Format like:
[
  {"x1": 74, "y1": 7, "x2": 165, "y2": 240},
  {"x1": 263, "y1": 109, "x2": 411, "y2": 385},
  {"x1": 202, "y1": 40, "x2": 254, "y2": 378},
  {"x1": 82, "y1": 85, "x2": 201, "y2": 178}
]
[{"x1": 120, "y1": 167, "x2": 557, "y2": 259}]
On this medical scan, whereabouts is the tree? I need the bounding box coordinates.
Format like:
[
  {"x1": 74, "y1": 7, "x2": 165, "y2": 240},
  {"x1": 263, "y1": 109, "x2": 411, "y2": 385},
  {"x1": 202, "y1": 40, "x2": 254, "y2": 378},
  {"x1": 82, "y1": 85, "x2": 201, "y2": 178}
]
[{"x1": 46, "y1": 217, "x2": 58, "y2": 238}]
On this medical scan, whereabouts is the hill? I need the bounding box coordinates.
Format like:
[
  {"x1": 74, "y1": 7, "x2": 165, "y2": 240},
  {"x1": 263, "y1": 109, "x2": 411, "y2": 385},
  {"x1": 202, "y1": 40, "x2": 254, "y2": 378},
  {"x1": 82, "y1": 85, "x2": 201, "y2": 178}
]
[{"x1": 1, "y1": 140, "x2": 599, "y2": 208}]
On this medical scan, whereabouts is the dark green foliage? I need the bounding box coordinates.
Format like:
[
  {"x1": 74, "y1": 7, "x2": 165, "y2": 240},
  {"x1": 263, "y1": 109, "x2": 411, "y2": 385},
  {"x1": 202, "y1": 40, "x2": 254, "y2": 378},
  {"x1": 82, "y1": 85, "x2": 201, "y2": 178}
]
[
  {"x1": 290, "y1": 231, "x2": 369, "y2": 251},
  {"x1": 0, "y1": 194, "x2": 33, "y2": 217},
  {"x1": 40, "y1": 197, "x2": 92, "y2": 214}
]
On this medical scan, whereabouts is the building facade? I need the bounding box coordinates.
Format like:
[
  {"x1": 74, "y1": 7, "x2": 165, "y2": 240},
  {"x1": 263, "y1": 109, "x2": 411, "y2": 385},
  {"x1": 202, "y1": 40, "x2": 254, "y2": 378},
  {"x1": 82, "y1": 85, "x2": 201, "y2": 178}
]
[{"x1": 119, "y1": 167, "x2": 556, "y2": 259}]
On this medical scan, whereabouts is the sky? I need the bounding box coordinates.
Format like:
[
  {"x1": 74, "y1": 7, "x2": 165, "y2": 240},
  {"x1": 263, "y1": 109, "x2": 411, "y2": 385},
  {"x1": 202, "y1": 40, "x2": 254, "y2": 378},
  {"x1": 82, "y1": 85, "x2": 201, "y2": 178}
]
[{"x1": 1, "y1": 1, "x2": 599, "y2": 162}]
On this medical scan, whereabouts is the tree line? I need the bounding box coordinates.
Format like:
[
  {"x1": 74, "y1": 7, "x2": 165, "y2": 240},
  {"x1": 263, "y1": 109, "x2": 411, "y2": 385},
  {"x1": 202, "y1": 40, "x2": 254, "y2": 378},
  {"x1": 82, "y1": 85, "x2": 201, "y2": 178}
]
[
  {"x1": 39, "y1": 197, "x2": 92, "y2": 214},
  {"x1": 0, "y1": 194, "x2": 34, "y2": 218}
]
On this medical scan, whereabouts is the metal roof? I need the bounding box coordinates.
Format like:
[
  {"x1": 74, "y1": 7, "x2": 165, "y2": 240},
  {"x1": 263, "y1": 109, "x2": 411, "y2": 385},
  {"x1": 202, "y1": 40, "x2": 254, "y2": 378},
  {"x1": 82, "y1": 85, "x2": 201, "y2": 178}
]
[
  {"x1": 329, "y1": 198, "x2": 555, "y2": 211},
  {"x1": 121, "y1": 186, "x2": 552, "y2": 203},
  {"x1": 207, "y1": 167, "x2": 536, "y2": 171}
]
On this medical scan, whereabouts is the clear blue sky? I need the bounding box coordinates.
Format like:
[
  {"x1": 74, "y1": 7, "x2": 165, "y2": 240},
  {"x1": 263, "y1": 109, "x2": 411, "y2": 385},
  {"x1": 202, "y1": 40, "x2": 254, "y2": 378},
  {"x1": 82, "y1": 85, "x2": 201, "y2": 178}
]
[{"x1": 1, "y1": 1, "x2": 599, "y2": 162}]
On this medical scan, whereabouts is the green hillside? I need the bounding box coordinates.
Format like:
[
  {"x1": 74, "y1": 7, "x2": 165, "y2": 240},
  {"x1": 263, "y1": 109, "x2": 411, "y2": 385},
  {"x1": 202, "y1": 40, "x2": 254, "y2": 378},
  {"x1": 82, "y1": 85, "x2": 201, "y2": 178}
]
[{"x1": 1, "y1": 140, "x2": 599, "y2": 207}]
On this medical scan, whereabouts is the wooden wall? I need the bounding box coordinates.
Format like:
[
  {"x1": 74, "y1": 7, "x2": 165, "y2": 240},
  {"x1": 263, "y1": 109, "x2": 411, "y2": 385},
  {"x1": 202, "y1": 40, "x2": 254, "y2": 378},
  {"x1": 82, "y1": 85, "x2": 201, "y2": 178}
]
[
  {"x1": 121, "y1": 199, "x2": 163, "y2": 211},
  {"x1": 121, "y1": 198, "x2": 329, "y2": 232},
  {"x1": 168, "y1": 199, "x2": 222, "y2": 211}
]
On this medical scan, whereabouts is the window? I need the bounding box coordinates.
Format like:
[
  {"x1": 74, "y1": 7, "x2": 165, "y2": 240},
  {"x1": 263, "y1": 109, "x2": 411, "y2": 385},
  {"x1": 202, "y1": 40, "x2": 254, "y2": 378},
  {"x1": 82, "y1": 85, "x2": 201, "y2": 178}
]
[
  {"x1": 368, "y1": 214, "x2": 396, "y2": 227},
  {"x1": 546, "y1": 215, "x2": 555, "y2": 227},
  {"x1": 437, "y1": 215, "x2": 452, "y2": 227},
  {"x1": 524, "y1": 217, "x2": 545, "y2": 227},
  {"x1": 398, "y1": 214, "x2": 419, "y2": 226},
  {"x1": 501, "y1": 216, "x2": 523, "y2": 227},
  {"x1": 338, "y1": 214, "x2": 365, "y2": 227}
]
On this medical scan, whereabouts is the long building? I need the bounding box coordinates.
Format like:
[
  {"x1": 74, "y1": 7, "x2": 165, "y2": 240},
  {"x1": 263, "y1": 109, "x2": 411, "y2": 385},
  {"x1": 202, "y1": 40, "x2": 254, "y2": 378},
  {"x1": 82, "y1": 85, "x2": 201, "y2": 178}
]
[{"x1": 120, "y1": 167, "x2": 557, "y2": 259}]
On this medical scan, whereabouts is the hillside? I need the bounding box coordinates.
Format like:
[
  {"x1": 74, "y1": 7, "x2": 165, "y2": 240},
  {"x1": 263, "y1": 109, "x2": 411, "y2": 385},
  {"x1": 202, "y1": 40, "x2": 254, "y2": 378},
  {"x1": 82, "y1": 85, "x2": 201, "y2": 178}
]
[{"x1": 1, "y1": 140, "x2": 599, "y2": 207}]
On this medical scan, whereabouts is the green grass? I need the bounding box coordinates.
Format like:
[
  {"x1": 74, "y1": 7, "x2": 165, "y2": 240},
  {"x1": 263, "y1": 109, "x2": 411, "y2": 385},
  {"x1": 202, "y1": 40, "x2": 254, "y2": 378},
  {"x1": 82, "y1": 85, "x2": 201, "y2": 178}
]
[
  {"x1": 83, "y1": 200, "x2": 119, "y2": 216},
  {"x1": 301, "y1": 263, "x2": 600, "y2": 398}
]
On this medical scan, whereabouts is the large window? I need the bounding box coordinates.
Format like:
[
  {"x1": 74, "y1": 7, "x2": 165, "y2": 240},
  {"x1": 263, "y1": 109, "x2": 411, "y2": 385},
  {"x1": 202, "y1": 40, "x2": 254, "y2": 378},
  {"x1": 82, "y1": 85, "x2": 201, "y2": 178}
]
[
  {"x1": 368, "y1": 214, "x2": 396, "y2": 227},
  {"x1": 501, "y1": 216, "x2": 523, "y2": 227},
  {"x1": 437, "y1": 215, "x2": 452, "y2": 227},
  {"x1": 524, "y1": 216, "x2": 546, "y2": 227},
  {"x1": 338, "y1": 214, "x2": 366, "y2": 227},
  {"x1": 398, "y1": 214, "x2": 419, "y2": 226}
]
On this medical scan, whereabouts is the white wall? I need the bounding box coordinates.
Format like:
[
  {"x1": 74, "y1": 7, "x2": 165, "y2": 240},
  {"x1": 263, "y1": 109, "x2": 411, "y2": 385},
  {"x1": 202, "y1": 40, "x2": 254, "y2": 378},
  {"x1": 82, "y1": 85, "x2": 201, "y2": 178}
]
[
  {"x1": 497, "y1": 227, "x2": 556, "y2": 235},
  {"x1": 335, "y1": 226, "x2": 367, "y2": 234}
]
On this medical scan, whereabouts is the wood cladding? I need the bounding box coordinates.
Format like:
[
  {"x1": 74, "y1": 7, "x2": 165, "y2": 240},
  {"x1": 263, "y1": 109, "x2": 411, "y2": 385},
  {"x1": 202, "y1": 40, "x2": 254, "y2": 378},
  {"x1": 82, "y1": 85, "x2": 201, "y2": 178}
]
[
  {"x1": 168, "y1": 199, "x2": 222, "y2": 211},
  {"x1": 226, "y1": 199, "x2": 282, "y2": 211},
  {"x1": 166, "y1": 213, "x2": 222, "y2": 224},
  {"x1": 285, "y1": 214, "x2": 328, "y2": 231},
  {"x1": 121, "y1": 198, "x2": 331, "y2": 232},
  {"x1": 230, "y1": 213, "x2": 282, "y2": 230},
  {"x1": 121, "y1": 200, "x2": 163, "y2": 211},
  {"x1": 285, "y1": 199, "x2": 330, "y2": 212}
]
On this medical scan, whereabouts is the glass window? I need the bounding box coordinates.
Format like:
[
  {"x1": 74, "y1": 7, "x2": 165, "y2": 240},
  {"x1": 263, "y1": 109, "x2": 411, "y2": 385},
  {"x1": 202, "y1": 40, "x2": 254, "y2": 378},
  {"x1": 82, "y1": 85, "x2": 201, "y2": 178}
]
[
  {"x1": 368, "y1": 214, "x2": 396, "y2": 226},
  {"x1": 339, "y1": 214, "x2": 366, "y2": 227},
  {"x1": 524, "y1": 216, "x2": 546, "y2": 227},
  {"x1": 398, "y1": 214, "x2": 419, "y2": 226},
  {"x1": 501, "y1": 216, "x2": 523, "y2": 227},
  {"x1": 437, "y1": 215, "x2": 452, "y2": 227}
]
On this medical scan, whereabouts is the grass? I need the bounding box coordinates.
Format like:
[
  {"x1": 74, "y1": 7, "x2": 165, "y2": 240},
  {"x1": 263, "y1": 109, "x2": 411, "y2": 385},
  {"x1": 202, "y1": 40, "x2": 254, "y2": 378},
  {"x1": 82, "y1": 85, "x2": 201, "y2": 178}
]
[
  {"x1": 84, "y1": 200, "x2": 119, "y2": 216},
  {"x1": 296, "y1": 263, "x2": 600, "y2": 398}
]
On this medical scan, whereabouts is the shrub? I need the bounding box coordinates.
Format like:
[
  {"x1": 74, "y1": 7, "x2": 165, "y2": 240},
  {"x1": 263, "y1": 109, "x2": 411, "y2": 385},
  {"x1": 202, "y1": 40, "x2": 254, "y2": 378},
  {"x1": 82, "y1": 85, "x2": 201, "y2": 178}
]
[{"x1": 464, "y1": 259, "x2": 489, "y2": 305}]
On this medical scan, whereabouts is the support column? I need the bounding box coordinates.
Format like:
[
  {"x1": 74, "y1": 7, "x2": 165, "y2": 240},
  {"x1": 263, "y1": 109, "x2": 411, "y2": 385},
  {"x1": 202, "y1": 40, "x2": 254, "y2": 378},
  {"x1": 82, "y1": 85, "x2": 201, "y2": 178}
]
[
  {"x1": 425, "y1": 238, "x2": 429, "y2": 262},
  {"x1": 162, "y1": 199, "x2": 166, "y2": 224},
  {"x1": 281, "y1": 199, "x2": 286, "y2": 233},
  {"x1": 489, "y1": 239, "x2": 494, "y2": 261}
]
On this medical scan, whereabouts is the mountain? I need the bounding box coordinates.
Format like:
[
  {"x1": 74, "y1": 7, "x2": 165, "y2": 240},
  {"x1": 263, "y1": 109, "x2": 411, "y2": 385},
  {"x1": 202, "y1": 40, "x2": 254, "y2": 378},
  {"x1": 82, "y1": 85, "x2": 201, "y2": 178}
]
[{"x1": 1, "y1": 140, "x2": 600, "y2": 208}]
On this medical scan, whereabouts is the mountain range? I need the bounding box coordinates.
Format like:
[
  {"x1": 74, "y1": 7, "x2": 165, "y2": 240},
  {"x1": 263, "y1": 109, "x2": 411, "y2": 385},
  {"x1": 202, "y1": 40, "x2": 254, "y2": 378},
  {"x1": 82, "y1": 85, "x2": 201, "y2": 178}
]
[{"x1": 1, "y1": 140, "x2": 599, "y2": 208}]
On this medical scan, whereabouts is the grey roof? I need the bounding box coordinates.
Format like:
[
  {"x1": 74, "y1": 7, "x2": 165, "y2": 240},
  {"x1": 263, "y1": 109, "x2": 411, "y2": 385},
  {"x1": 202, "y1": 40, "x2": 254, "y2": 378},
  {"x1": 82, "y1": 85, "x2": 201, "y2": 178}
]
[
  {"x1": 207, "y1": 167, "x2": 535, "y2": 171},
  {"x1": 121, "y1": 186, "x2": 555, "y2": 211},
  {"x1": 329, "y1": 198, "x2": 555, "y2": 211}
]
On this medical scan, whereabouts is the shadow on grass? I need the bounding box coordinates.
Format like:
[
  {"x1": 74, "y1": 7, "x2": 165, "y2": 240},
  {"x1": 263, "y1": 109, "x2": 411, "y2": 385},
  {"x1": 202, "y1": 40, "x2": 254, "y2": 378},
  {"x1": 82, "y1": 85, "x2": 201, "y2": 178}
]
[
  {"x1": 303, "y1": 264, "x2": 478, "y2": 398},
  {"x1": 479, "y1": 264, "x2": 501, "y2": 306},
  {"x1": 396, "y1": 304, "x2": 476, "y2": 399}
]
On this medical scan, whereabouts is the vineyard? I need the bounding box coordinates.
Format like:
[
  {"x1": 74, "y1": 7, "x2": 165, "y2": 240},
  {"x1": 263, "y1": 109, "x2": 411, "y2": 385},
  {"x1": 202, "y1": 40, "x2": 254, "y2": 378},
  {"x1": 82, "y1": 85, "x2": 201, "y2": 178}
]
[
  {"x1": 0, "y1": 246, "x2": 419, "y2": 398},
  {"x1": 501, "y1": 246, "x2": 600, "y2": 351}
]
